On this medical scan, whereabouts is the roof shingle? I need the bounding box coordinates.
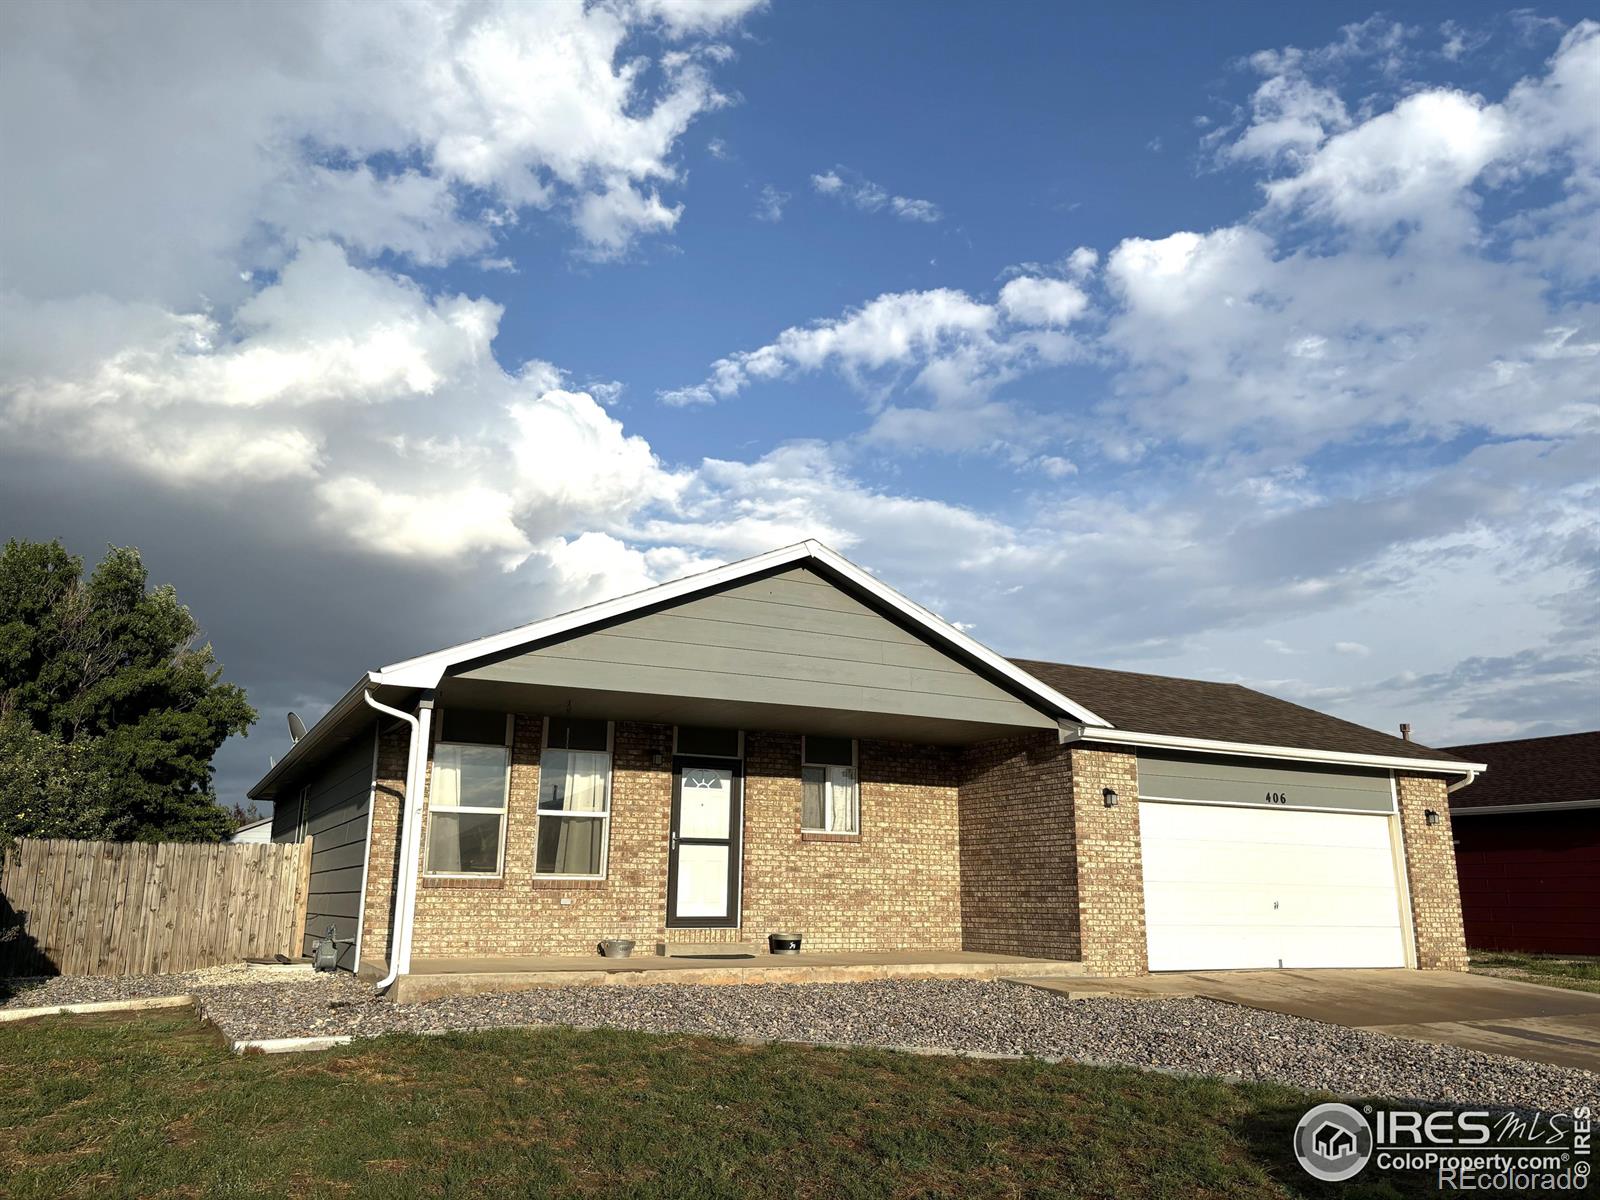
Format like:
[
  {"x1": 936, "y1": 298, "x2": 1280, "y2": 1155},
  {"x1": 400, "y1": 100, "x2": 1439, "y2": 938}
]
[
  {"x1": 1443, "y1": 730, "x2": 1600, "y2": 809},
  {"x1": 1011, "y1": 658, "x2": 1468, "y2": 765}
]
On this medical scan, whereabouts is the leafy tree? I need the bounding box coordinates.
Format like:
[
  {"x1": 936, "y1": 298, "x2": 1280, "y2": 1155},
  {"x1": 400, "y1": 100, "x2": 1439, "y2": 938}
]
[{"x1": 0, "y1": 539, "x2": 256, "y2": 845}]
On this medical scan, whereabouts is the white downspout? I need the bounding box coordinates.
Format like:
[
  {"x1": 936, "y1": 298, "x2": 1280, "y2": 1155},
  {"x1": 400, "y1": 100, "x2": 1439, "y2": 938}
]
[
  {"x1": 362, "y1": 690, "x2": 430, "y2": 993},
  {"x1": 1447, "y1": 770, "x2": 1480, "y2": 795}
]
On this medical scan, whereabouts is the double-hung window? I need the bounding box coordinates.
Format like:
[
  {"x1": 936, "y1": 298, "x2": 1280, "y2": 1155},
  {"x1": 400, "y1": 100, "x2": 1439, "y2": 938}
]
[
  {"x1": 801, "y1": 736, "x2": 858, "y2": 834},
  {"x1": 425, "y1": 708, "x2": 510, "y2": 876},
  {"x1": 536, "y1": 717, "x2": 613, "y2": 878}
]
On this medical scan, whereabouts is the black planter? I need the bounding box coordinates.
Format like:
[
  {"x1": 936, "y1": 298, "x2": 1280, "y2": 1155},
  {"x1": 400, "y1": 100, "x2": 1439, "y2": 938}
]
[{"x1": 768, "y1": 932, "x2": 802, "y2": 955}]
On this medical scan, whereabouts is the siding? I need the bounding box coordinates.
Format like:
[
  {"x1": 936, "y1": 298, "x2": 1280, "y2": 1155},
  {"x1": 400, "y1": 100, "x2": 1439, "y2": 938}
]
[
  {"x1": 273, "y1": 724, "x2": 378, "y2": 967},
  {"x1": 1455, "y1": 809, "x2": 1600, "y2": 955},
  {"x1": 458, "y1": 567, "x2": 1055, "y2": 731},
  {"x1": 1136, "y1": 751, "x2": 1393, "y2": 813}
]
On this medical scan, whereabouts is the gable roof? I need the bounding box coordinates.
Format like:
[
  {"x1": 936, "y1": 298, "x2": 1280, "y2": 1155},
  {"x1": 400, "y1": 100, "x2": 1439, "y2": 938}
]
[
  {"x1": 1020, "y1": 658, "x2": 1476, "y2": 772},
  {"x1": 1443, "y1": 730, "x2": 1600, "y2": 811},
  {"x1": 376, "y1": 541, "x2": 1110, "y2": 728}
]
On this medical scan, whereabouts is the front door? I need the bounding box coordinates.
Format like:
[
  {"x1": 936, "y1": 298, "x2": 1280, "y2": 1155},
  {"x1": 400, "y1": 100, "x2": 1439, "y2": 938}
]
[{"x1": 666, "y1": 757, "x2": 743, "y2": 928}]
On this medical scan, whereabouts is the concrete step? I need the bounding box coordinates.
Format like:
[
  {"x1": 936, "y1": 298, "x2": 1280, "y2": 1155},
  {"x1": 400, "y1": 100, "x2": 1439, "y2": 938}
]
[{"x1": 658, "y1": 940, "x2": 763, "y2": 958}]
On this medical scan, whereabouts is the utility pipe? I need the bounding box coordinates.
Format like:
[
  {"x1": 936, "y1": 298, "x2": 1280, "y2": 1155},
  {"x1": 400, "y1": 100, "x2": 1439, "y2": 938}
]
[{"x1": 362, "y1": 689, "x2": 427, "y2": 993}]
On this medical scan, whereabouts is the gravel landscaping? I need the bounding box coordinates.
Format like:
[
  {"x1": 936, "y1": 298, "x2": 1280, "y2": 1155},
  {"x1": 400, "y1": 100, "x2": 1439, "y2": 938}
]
[
  {"x1": 0, "y1": 962, "x2": 327, "y2": 1009},
  {"x1": 184, "y1": 974, "x2": 1597, "y2": 1112}
]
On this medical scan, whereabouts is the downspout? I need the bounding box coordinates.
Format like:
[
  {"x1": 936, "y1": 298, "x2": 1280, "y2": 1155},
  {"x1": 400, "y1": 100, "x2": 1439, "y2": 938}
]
[
  {"x1": 362, "y1": 689, "x2": 431, "y2": 993},
  {"x1": 1446, "y1": 770, "x2": 1480, "y2": 795}
]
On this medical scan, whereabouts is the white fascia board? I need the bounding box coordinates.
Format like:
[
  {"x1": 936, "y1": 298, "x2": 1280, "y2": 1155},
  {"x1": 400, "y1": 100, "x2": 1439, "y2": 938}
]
[
  {"x1": 1060, "y1": 723, "x2": 1487, "y2": 776},
  {"x1": 247, "y1": 673, "x2": 379, "y2": 801},
  {"x1": 375, "y1": 539, "x2": 1112, "y2": 728},
  {"x1": 1450, "y1": 798, "x2": 1599, "y2": 816}
]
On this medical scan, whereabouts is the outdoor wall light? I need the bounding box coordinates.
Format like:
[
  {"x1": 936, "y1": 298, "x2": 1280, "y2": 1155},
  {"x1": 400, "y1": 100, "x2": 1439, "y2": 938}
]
[
  {"x1": 1103, "y1": 788, "x2": 1118, "y2": 807},
  {"x1": 1425, "y1": 809, "x2": 1440, "y2": 827}
]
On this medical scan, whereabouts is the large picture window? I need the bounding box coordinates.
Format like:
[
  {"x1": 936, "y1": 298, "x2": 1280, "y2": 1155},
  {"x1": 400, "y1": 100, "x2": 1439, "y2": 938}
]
[
  {"x1": 536, "y1": 717, "x2": 613, "y2": 878},
  {"x1": 425, "y1": 708, "x2": 510, "y2": 876},
  {"x1": 801, "y1": 736, "x2": 858, "y2": 834}
]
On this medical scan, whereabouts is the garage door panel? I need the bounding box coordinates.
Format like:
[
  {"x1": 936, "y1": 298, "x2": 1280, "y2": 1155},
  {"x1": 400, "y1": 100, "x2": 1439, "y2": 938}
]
[{"x1": 1139, "y1": 799, "x2": 1407, "y2": 972}]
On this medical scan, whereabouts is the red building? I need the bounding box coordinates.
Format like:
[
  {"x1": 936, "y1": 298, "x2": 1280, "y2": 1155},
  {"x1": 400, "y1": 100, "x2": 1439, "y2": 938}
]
[{"x1": 1447, "y1": 731, "x2": 1599, "y2": 956}]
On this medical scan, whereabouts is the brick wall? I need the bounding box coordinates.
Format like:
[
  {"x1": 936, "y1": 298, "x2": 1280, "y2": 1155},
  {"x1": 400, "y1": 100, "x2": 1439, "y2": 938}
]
[
  {"x1": 956, "y1": 733, "x2": 1080, "y2": 960},
  {"x1": 1396, "y1": 772, "x2": 1469, "y2": 970},
  {"x1": 358, "y1": 721, "x2": 410, "y2": 966},
  {"x1": 365, "y1": 713, "x2": 965, "y2": 965},
  {"x1": 1068, "y1": 746, "x2": 1146, "y2": 976}
]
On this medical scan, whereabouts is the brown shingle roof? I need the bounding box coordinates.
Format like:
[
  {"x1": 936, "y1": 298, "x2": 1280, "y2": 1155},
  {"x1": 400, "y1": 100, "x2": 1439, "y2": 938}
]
[
  {"x1": 1011, "y1": 658, "x2": 1468, "y2": 765},
  {"x1": 1443, "y1": 730, "x2": 1600, "y2": 809}
]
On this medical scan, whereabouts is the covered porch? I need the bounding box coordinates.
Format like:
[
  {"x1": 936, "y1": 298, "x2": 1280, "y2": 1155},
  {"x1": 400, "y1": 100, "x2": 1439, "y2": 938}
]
[{"x1": 376, "y1": 949, "x2": 1089, "y2": 1004}]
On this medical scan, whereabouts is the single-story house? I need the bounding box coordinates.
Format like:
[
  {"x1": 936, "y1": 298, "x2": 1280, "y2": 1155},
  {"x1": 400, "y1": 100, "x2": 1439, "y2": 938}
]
[
  {"x1": 248, "y1": 541, "x2": 1482, "y2": 982},
  {"x1": 1446, "y1": 730, "x2": 1598, "y2": 956}
]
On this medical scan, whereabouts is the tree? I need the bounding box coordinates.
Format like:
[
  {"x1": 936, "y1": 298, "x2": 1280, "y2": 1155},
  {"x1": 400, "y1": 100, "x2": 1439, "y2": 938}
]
[{"x1": 0, "y1": 539, "x2": 256, "y2": 844}]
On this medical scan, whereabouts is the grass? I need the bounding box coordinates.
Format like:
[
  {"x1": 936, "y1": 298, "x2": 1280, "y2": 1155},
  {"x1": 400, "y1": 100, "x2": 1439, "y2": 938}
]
[
  {"x1": 1469, "y1": 950, "x2": 1600, "y2": 995},
  {"x1": 0, "y1": 1011, "x2": 1535, "y2": 1200}
]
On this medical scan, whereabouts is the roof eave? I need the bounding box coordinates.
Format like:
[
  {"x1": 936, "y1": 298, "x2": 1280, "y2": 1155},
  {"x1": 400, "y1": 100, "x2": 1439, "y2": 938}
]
[
  {"x1": 1059, "y1": 723, "x2": 1487, "y2": 776},
  {"x1": 246, "y1": 672, "x2": 384, "y2": 801}
]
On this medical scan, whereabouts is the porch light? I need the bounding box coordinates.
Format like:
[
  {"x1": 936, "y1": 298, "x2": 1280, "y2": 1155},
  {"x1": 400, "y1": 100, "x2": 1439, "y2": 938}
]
[
  {"x1": 1425, "y1": 809, "x2": 1440, "y2": 827},
  {"x1": 1103, "y1": 788, "x2": 1118, "y2": 807}
]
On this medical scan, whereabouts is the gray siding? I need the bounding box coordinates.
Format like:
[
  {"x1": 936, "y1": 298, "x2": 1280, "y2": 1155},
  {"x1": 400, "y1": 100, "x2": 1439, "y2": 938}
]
[
  {"x1": 460, "y1": 567, "x2": 1055, "y2": 731},
  {"x1": 273, "y1": 724, "x2": 377, "y2": 967},
  {"x1": 1137, "y1": 750, "x2": 1393, "y2": 813}
]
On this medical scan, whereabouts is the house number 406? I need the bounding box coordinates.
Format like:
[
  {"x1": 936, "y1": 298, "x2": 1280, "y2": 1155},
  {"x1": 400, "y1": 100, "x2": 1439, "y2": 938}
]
[{"x1": 1264, "y1": 792, "x2": 1289, "y2": 804}]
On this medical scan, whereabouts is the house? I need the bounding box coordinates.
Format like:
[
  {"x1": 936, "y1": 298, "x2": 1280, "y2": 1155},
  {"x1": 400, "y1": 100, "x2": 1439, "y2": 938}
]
[
  {"x1": 247, "y1": 541, "x2": 1481, "y2": 982},
  {"x1": 229, "y1": 815, "x2": 273, "y2": 844},
  {"x1": 1445, "y1": 730, "x2": 1599, "y2": 956}
]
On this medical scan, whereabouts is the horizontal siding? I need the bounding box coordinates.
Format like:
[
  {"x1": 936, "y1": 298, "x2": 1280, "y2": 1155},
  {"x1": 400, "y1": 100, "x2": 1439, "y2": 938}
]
[
  {"x1": 461, "y1": 567, "x2": 1054, "y2": 731},
  {"x1": 1455, "y1": 810, "x2": 1599, "y2": 954},
  {"x1": 1138, "y1": 751, "x2": 1392, "y2": 813}
]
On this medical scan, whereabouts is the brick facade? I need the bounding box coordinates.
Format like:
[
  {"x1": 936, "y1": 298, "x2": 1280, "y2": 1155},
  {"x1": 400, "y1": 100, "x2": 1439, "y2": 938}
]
[
  {"x1": 956, "y1": 733, "x2": 1079, "y2": 960},
  {"x1": 1068, "y1": 746, "x2": 1147, "y2": 975},
  {"x1": 1395, "y1": 772, "x2": 1470, "y2": 970},
  {"x1": 364, "y1": 713, "x2": 964, "y2": 966}
]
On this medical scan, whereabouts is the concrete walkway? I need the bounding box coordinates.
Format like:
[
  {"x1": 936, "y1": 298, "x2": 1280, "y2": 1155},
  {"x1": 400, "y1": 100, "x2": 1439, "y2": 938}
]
[{"x1": 1023, "y1": 968, "x2": 1600, "y2": 1073}]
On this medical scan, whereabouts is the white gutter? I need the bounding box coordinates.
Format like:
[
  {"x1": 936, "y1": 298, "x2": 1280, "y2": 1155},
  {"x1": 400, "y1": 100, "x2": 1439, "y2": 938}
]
[
  {"x1": 362, "y1": 689, "x2": 432, "y2": 993},
  {"x1": 1059, "y1": 722, "x2": 1488, "y2": 776},
  {"x1": 1451, "y1": 797, "x2": 1600, "y2": 815}
]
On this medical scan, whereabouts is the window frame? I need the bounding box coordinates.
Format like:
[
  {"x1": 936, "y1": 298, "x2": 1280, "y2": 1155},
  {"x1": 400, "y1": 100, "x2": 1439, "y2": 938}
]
[
  {"x1": 534, "y1": 717, "x2": 615, "y2": 881},
  {"x1": 800, "y1": 736, "x2": 859, "y2": 835},
  {"x1": 423, "y1": 710, "x2": 513, "y2": 879},
  {"x1": 672, "y1": 726, "x2": 744, "y2": 760}
]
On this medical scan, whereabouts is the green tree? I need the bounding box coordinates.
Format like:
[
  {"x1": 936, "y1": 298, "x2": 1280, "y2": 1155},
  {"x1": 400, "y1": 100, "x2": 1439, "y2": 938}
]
[{"x1": 0, "y1": 539, "x2": 256, "y2": 844}]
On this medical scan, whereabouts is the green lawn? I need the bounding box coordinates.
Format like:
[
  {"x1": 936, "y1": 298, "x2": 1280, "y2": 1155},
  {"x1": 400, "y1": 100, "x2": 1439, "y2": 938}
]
[
  {"x1": 0, "y1": 1011, "x2": 1510, "y2": 1199},
  {"x1": 1470, "y1": 950, "x2": 1600, "y2": 995}
]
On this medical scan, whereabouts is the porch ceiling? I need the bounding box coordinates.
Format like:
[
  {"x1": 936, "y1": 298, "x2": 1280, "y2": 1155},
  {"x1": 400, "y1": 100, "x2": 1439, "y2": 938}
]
[{"x1": 436, "y1": 677, "x2": 1053, "y2": 746}]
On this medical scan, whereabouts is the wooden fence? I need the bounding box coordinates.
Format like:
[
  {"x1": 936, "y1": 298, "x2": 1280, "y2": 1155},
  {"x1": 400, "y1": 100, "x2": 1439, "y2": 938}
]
[{"x1": 0, "y1": 837, "x2": 313, "y2": 977}]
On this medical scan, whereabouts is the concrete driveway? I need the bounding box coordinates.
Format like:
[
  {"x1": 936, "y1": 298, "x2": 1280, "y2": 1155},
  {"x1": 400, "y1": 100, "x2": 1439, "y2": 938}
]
[{"x1": 1030, "y1": 969, "x2": 1600, "y2": 1073}]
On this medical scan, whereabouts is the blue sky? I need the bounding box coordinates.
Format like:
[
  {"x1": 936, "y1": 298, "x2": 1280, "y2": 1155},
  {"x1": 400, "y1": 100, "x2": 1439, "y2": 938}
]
[{"x1": 1, "y1": 1, "x2": 1595, "y2": 808}]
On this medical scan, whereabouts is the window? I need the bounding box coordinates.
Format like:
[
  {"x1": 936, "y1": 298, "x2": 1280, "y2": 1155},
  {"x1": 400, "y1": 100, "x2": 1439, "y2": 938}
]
[
  {"x1": 425, "y1": 708, "x2": 510, "y2": 876},
  {"x1": 536, "y1": 718, "x2": 613, "y2": 877},
  {"x1": 673, "y1": 726, "x2": 743, "y2": 759},
  {"x1": 801, "y1": 736, "x2": 858, "y2": 834}
]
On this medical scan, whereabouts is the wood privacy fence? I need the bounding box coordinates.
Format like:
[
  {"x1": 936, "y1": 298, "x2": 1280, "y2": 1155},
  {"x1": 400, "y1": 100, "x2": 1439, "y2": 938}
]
[{"x1": 0, "y1": 837, "x2": 313, "y2": 977}]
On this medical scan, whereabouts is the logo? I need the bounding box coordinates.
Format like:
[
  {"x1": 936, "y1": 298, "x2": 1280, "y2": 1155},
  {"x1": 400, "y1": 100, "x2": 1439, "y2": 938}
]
[{"x1": 1295, "y1": 1102, "x2": 1374, "y2": 1182}]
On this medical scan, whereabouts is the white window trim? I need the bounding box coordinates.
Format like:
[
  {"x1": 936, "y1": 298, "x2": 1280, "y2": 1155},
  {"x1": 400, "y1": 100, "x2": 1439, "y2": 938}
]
[
  {"x1": 801, "y1": 736, "x2": 859, "y2": 834},
  {"x1": 423, "y1": 711, "x2": 512, "y2": 879},
  {"x1": 672, "y1": 726, "x2": 744, "y2": 760},
  {"x1": 535, "y1": 716, "x2": 615, "y2": 881}
]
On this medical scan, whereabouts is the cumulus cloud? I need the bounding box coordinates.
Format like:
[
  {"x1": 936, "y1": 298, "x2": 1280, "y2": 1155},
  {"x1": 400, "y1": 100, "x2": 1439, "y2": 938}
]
[{"x1": 810, "y1": 165, "x2": 943, "y2": 223}]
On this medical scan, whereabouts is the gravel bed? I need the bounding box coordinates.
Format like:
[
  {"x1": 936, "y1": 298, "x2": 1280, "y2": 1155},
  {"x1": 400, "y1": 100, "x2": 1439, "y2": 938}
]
[
  {"x1": 193, "y1": 975, "x2": 1596, "y2": 1112},
  {"x1": 1, "y1": 962, "x2": 327, "y2": 1009}
]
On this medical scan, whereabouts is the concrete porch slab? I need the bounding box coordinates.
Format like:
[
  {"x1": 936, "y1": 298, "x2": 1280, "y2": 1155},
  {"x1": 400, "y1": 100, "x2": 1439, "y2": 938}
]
[
  {"x1": 386, "y1": 950, "x2": 1087, "y2": 1005},
  {"x1": 1019, "y1": 969, "x2": 1600, "y2": 1073}
]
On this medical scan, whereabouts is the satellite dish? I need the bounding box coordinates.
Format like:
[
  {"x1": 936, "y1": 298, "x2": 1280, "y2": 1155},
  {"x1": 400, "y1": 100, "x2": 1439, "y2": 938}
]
[{"x1": 287, "y1": 712, "x2": 307, "y2": 743}]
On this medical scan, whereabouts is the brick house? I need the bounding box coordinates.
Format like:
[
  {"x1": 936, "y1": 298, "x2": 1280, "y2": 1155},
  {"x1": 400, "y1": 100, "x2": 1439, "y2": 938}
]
[
  {"x1": 1446, "y1": 731, "x2": 1599, "y2": 956},
  {"x1": 251, "y1": 541, "x2": 1481, "y2": 984}
]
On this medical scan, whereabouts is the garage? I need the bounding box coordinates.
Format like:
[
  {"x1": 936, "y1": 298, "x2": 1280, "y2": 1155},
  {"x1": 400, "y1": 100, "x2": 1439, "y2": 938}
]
[{"x1": 1138, "y1": 752, "x2": 1411, "y2": 971}]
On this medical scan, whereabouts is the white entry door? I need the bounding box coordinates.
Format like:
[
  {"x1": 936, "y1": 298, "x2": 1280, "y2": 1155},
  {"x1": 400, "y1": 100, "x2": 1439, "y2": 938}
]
[
  {"x1": 1139, "y1": 800, "x2": 1408, "y2": 971},
  {"x1": 667, "y1": 759, "x2": 742, "y2": 928}
]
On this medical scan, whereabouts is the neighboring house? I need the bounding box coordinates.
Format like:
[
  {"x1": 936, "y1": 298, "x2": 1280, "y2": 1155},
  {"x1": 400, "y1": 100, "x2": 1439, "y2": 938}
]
[
  {"x1": 248, "y1": 541, "x2": 1480, "y2": 979},
  {"x1": 229, "y1": 815, "x2": 273, "y2": 844},
  {"x1": 1445, "y1": 731, "x2": 1599, "y2": 956}
]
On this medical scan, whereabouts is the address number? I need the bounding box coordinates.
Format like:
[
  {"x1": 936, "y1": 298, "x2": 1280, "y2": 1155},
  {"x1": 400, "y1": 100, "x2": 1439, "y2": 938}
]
[{"x1": 1264, "y1": 792, "x2": 1289, "y2": 805}]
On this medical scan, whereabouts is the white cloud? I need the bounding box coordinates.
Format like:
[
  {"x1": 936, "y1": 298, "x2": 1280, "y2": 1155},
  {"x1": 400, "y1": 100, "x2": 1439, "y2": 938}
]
[
  {"x1": 1333, "y1": 641, "x2": 1371, "y2": 656},
  {"x1": 998, "y1": 277, "x2": 1091, "y2": 327},
  {"x1": 809, "y1": 165, "x2": 942, "y2": 223},
  {"x1": 753, "y1": 184, "x2": 790, "y2": 222}
]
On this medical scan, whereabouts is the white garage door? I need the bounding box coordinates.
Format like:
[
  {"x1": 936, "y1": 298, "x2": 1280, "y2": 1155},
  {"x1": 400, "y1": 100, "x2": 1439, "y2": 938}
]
[{"x1": 1140, "y1": 800, "x2": 1408, "y2": 971}]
